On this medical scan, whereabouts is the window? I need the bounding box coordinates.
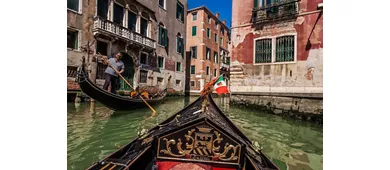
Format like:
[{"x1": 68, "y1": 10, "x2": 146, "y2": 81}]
[
  {"x1": 176, "y1": 33, "x2": 184, "y2": 54},
  {"x1": 140, "y1": 18, "x2": 148, "y2": 36},
  {"x1": 192, "y1": 26, "x2": 197, "y2": 36},
  {"x1": 158, "y1": 56, "x2": 164, "y2": 68},
  {"x1": 214, "y1": 69, "x2": 217, "y2": 77},
  {"x1": 113, "y1": 3, "x2": 124, "y2": 25},
  {"x1": 190, "y1": 46, "x2": 197, "y2": 59},
  {"x1": 96, "y1": 40, "x2": 108, "y2": 55},
  {"x1": 192, "y1": 13, "x2": 197, "y2": 21},
  {"x1": 208, "y1": 16, "x2": 211, "y2": 23},
  {"x1": 221, "y1": 28, "x2": 224, "y2": 35},
  {"x1": 276, "y1": 36, "x2": 295, "y2": 62},
  {"x1": 207, "y1": 28, "x2": 210, "y2": 38},
  {"x1": 215, "y1": 22, "x2": 218, "y2": 29},
  {"x1": 176, "y1": 62, "x2": 181, "y2": 72},
  {"x1": 255, "y1": 39, "x2": 272, "y2": 63},
  {"x1": 206, "y1": 66, "x2": 210, "y2": 75},
  {"x1": 159, "y1": 0, "x2": 165, "y2": 9},
  {"x1": 190, "y1": 81, "x2": 195, "y2": 87},
  {"x1": 158, "y1": 24, "x2": 168, "y2": 46},
  {"x1": 67, "y1": 29, "x2": 78, "y2": 50},
  {"x1": 220, "y1": 37, "x2": 223, "y2": 45},
  {"x1": 176, "y1": 2, "x2": 184, "y2": 22},
  {"x1": 214, "y1": 51, "x2": 218, "y2": 63},
  {"x1": 176, "y1": 80, "x2": 181, "y2": 87},
  {"x1": 140, "y1": 70, "x2": 148, "y2": 83},
  {"x1": 140, "y1": 53, "x2": 148, "y2": 65},
  {"x1": 157, "y1": 77, "x2": 164, "y2": 86},
  {"x1": 190, "y1": 65, "x2": 195, "y2": 74},
  {"x1": 128, "y1": 11, "x2": 137, "y2": 31},
  {"x1": 226, "y1": 40, "x2": 229, "y2": 49},
  {"x1": 254, "y1": 35, "x2": 296, "y2": 64},
  {"x1": 67, "y1": 0, "x2": 79, "y2": 12},
  {"x1": 206, "y1": 47, "x2": 210, "y2": 60},
  {"x1": 97, "y1": 0, "x2": 109, "y2": 19},
  {"x1": 96, "y1": 63, "x2": 105, "y2": 79},
  {"x1": 214, "y1": 33, "x2": 217, "y2": 42}
]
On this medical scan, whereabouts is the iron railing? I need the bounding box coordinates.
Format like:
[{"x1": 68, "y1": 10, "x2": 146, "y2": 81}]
[
  {"x1": 252, "y1": 0, "x2": 299, "y2": 24},
  {"x1": 93, "y1": 17, "x2": 156, "y2": 49}
]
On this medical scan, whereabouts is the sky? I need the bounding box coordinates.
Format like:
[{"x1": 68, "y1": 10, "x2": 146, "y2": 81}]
[{"x1": 188, "y1": 0, "x2": 232, "y2": 28}]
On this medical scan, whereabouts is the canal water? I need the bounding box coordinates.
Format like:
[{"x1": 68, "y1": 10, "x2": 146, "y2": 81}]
[{"x1": 67, "y1": 96, "x2": 323, "y2": 170}]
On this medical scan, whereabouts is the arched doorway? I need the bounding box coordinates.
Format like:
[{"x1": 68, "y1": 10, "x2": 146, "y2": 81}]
[{"x1": 119, "y1": 52, "x2": 135, "y2": 91}]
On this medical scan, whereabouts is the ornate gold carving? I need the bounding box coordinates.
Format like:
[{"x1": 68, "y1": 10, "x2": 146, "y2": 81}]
[{"x1": 158, "y1": 124, "x2": 241, "y2": 163}]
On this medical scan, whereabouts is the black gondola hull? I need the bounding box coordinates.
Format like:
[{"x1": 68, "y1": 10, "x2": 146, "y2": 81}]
[{"x1": 77, "y1": 66, "x2": 167, "y2": 111}]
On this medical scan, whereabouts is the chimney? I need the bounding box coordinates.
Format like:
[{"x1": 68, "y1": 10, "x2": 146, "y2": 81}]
[
  {"x1": 216, "y1": 12, "x2": 220, "y2": 19},
  {"x1": 222, "y1": 20, "x2": 226, "y2": 25}
]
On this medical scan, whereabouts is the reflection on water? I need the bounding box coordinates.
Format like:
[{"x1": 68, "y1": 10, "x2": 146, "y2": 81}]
[{"x1": 67, "y1": 96, "x2": 322, "y2": 170}]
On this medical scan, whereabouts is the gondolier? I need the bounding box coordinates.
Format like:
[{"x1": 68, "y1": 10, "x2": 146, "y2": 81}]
[{"x1": 102, "y1": 52, "x2": 124, "y2": 94}]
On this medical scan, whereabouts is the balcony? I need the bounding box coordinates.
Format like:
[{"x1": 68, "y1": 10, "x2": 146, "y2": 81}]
[
  {"x1": 252, "y1": 0, "x2": 299, "y2": 24},
  {"x1": 92, "y1": 17, "x2": 156, "y2": 49}
]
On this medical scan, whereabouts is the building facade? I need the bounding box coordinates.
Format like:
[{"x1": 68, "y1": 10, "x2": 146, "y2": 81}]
[
  {"x1": 230, "y1": 0, "x2": 323, "y2": 94},
  {"x1": 67, "y1": 0, "x2": 187, "y2": 94},
  {"x1": 230, "y1": 0, "x2": 323, "y2": 120},
  {"x1": 186, "y1": 6, "x2": 230, "y2": 92}
]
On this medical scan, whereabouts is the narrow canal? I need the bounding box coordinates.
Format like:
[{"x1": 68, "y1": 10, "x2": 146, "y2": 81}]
[{"x1": 68, "y1": 96, "x2": 323, "y2": 170}]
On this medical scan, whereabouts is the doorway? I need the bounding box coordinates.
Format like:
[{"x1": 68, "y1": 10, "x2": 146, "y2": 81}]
[{"x1": 119, "y1": 52, "x2": 134, "y2": 91}]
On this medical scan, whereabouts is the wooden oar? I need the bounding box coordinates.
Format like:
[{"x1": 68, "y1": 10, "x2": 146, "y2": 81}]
[{"x1": 101, "y1": 56, "x2": 156, "y2": 114}]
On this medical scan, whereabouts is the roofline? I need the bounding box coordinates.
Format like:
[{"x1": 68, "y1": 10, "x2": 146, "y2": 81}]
[{"x1": 187, "y1": 5, "x2": 230, "y2": 31}]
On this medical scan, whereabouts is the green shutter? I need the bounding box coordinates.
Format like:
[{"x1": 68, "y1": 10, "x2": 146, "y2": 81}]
[
  {"x1": 158, "y1": 26, "x2": 162, "y2": 45},
  {"x1": 164, "y1": 28, "x2": 168, "y2": 46},
  {"x1": 254, "y1": 0, "x2": 258, "y2": 8},
  {"x1": 181, "y1": 38, "x2": 184, "y2": 57},
  {"x1": 192, "y1": 26, "x2": 196, "y2": 36},
  {"x1": 74, "y1": 32, "x2": 78, "y2": 49}
]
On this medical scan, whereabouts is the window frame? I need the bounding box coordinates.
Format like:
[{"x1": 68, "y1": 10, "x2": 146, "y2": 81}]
[
  {"x1": 192, "y1": 12, "x2": 197, "y2": 21},
  {"x1": 192, "y1": 26, "x2": 197, "y2": 36},
  {"x1": 158, "y1": 0, "x2": 166, "y2": 10},
  {"x1": 113, "y1": 2, "x2": 125, "y2": 26},
  {"x1": 127, "y1": 9, "x2": 138, "y2": 32},
  {"x1": 140, "y1": 52, "x2": 149, "y2": 65},
  {"x1": 67, "y1": 27, "x2": 81, "y2": 51},
  {"x1": 158, "y1": 24, "x2": 168, "y2": 47},
  {"x1": 157, "y1": 56, "x2": 165, "y2": 69},
  {"x1": 67, "y1": 0, "x2": 82, "y2": 14},
  {"x1": 176, "y1": 1, "x2": 184, "y2": 23},
  {"x1": 176, "y1": 62, "x2": 182, "y2": 72},
  {"x1": 139, "y1": 70, "x2": 148, "y2": 84},
  {"x1": 214, "y1": 51, "x2": 218, "y2": 63},
  {"x1": 253, "y1": 33, "x2": 297, "y2": 65},
  {"x1": 190, "y1": 65, "x2": 196, "y2": 74},
  {"x1": 190, "y1": 46, "x2": 197, "y2": 59},
  {"x1": 206, "y1": 47, "x2": 211, "y2": 60},
  {"x1": 140, "y1": 16, "x2": 149, "y2": 37}
]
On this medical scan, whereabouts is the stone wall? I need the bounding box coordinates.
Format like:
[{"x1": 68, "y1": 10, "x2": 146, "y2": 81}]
[
  {"x1": 230, "y1": 94, "x2": 323, "y2": 124},
  {"x1": 230, "y1": 0, "x2": 323, "y2": 94}
]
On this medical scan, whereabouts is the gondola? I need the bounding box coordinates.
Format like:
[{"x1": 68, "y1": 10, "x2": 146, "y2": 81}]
[
  {"x1": 86, "y1": 93, "x2": 279, "y2": 170},
  {"x1": 76, "y1": 63, "x2": 167, "y2": 111}
]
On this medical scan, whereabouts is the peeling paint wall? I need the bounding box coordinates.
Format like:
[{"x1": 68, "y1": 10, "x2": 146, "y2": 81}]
[
  {"x1": 230, "y1": 0, "x2": 323, "y2": 94},
  {"x1": 67, "y1": 0, "x2": 96, "y2": 67}
]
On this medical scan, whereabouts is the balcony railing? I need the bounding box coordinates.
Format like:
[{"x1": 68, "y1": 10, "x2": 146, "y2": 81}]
[
  {"x1": 252, "y1": 0, "x2": 299, "y2": 24},
  {"x1": 93, "y1": 17, "x2": 156, "y2": 49}
]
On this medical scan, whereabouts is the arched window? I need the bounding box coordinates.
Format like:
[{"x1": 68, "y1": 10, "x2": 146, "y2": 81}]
[
  {"x1": 176, "y1": 32, "x2": 184, "y2": 54},
  {"x1": 158, "y1": 22, "x2": 168, "y2": 47},
  {"x1": 140, "y1": 12, "x2": 149, "y2": 36},
  {"x1": 127, "y1": 5, "x2": 138, "y2": 31}
]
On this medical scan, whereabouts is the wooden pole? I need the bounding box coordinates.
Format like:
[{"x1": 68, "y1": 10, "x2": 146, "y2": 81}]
[{"x1": 102, "y1": 57, "x2": 156, "y2": 114}]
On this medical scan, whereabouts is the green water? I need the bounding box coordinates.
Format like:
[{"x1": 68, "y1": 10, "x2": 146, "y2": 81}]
[{"x1": 67, "y1": 96, "x2": 323, "y2": 170}]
